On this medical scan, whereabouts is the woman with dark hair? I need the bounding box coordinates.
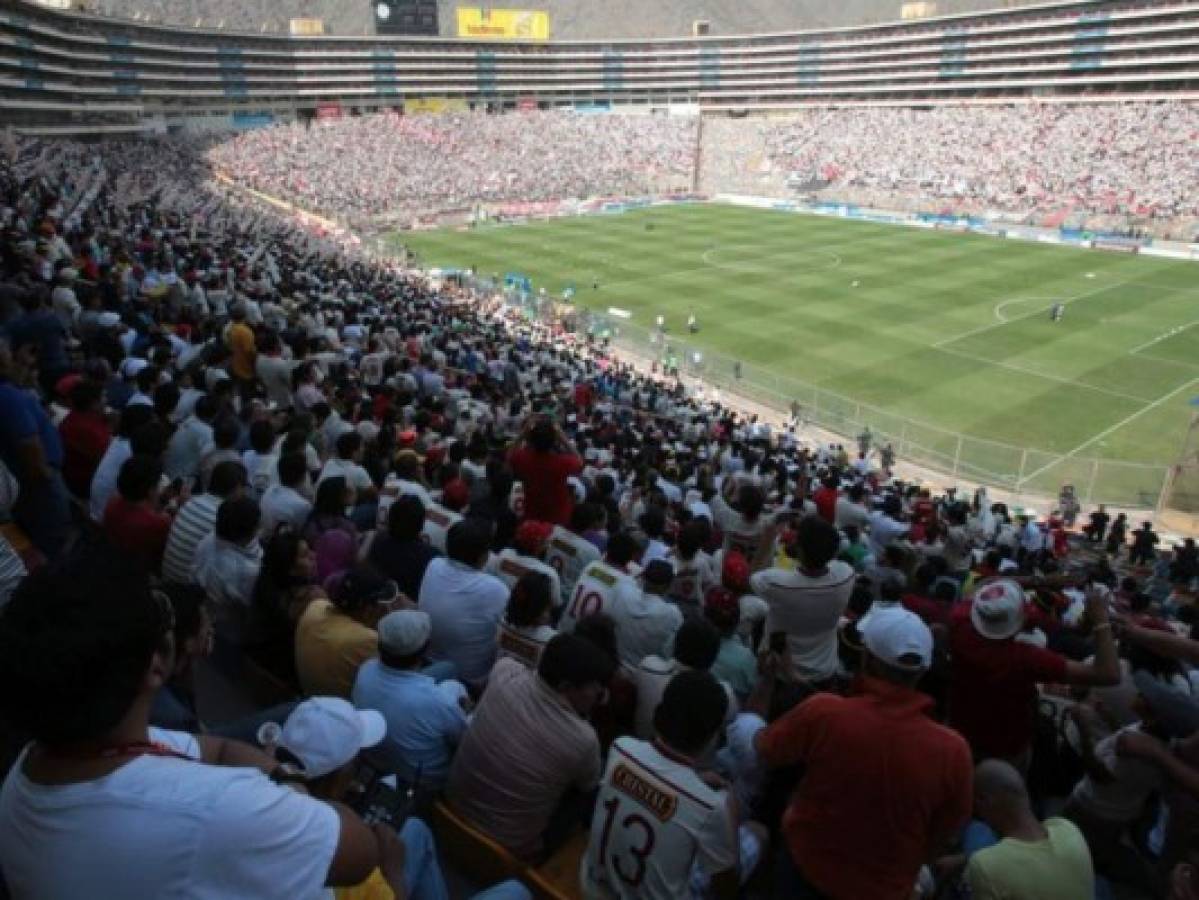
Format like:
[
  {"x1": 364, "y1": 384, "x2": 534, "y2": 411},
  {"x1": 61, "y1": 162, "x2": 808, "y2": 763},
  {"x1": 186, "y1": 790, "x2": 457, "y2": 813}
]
[
  {"x1": 496, "y1": 572, "x2": 557, "y2": 670},
  {"x1": 248, "y1": 529, "x2": 323, "y2": 685},
  {"x1": 303, "y1": 476, "x2": 359, "y2": 549}
]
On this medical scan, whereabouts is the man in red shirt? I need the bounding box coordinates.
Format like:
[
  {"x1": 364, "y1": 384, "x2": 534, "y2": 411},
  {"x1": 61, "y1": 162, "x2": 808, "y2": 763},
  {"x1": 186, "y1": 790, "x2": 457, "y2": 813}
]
[
  {"x1": 752, "y1": 607, "x2": 973, "y2": 900},
  {"x1": 507, "y1": 416, "x2": 582, "y2": 527},
  {"x1": 58, "y1": 379, "x2": 111, "y2": 500},
  {"x1": 948, "y1": 578, "x2": 1120, "y2": 767},
  {"x1": 102, "y1": 455, "x2": 176, "y2": 572},
  {"x1": 812, "y1": 475, "x2": 839, "y2": 524}
]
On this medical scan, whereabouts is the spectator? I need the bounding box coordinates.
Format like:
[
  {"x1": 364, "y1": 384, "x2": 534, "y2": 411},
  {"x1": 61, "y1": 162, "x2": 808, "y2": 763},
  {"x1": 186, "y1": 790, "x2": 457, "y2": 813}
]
[
  {"x1": 705, "y1": 586, "x2": 758, "y2": 700},
  {"x1": 162, "y1": 459, "x2": 246, "y2": 584},
  {"x1": 296, "y1": 566, "x2": 397, "y2": 699},
  {"x1": 632, "y1": 615, "x2": 735, "y2": 740},
  {"x1": 559, "y1": 530, "x2": 644, "y2": 633},
  {"x1": 496, "y1": 571, "x2": 558, "y2": 670},
  {"x1": 584, "y1": 670, "x2": 764, "y2": 900},
  {"x1": 948, "y1": 579, "x2": 1121, "y2": 766},
  {"x1": 163, "y1": 393, "x2": 216, "y2": 485},
  {"x1": 752, "y1": 607, "x2": 973, "y2": 899},
  {"x1": 957, "y1": 759, "x2": 1095, "y2": 899},
  {"x1": 102, "y1": 455, "x2": 175, "y2": 571},
  {"x1": 58, "y1": 378, "x2": 110, "y2": 500},
  {"x1": 418, "y1": 519, "x2": 509, "y2": 690},
  {"x1": 487, "y1": 518, "x2": 562, "y2": 605},
  {"x1": 0, "y1": 546, "x2": 385, "y2": 897},
  {"x1": 508, "y1": 415, "x2": 583, "y2": 526},
  {"x1": 751, "y1": 515, "x2": 855, "y2": 684},
  {"x1": 612, "y1": 558, "x2": 684, "y2": 671},
  {"x1": 259, "y1": 451, "x2": 313, "y2": 536},
  {"x1": 368, "y1": 494, "x2": 440, "y2": 601},
  {"x1": 448, "y1": 633, "x2": 613, "y2": 861},
  {"x1": 191, "y1": 495, "x2": 263, "y2": 610},
  {"x1": 351, "y1": 609, "x2": 468, "y2": 791}
]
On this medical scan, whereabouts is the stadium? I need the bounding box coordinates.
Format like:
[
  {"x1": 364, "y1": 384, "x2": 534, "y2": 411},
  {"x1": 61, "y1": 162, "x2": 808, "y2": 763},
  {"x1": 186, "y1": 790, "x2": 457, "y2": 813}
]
[{"x1": 2, "y1": 0, "x2": 1199, "y2": 898}]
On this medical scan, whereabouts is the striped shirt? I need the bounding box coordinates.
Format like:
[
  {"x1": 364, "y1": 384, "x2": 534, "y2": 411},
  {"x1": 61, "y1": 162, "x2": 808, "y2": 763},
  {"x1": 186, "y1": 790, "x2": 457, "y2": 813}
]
[{"x1": 161, "y1": 494, "x2": 220, "y2": 584}]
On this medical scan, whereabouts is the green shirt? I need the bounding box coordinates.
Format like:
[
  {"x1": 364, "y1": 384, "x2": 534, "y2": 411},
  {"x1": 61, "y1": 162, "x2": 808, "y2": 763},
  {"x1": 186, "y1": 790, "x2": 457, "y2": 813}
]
[
  {"x1": 711, "y1": 636, "x2": 757, "y2": 699},
  {"x1": 965, "y1": 818, "x2": 1093, "y2": 900}
]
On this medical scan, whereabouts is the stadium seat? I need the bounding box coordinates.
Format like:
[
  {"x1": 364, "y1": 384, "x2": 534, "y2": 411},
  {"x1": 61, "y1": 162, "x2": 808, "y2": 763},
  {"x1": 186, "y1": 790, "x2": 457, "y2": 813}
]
[
  {"x1": 430, "y1": 799, "x2": 528, "y2": 889},
  {"x1": 530, "y1": 829, "x2": 589, "y2": 900}
]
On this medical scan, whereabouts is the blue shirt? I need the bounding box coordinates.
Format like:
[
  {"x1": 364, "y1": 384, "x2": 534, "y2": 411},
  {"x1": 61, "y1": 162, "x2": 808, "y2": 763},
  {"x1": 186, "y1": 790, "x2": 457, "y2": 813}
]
[
  {"x1": 0, "y1": 381, "x2": 63, "y2": 475},
  {"x1": 351, "y1": 660, "x2": 467, "y2": 788}
]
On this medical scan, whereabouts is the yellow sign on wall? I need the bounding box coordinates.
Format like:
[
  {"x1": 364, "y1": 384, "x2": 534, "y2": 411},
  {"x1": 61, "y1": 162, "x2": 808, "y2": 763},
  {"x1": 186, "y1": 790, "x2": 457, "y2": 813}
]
[
  {"x1": 289, "y1": 17, "x2": 326, "y2": 35},
  {"x1": 404, "y1": 98, "x2": 470, "y2": 114},
  {"x1": 456, "y1": 8, "x2": 549, "y2": 40}
]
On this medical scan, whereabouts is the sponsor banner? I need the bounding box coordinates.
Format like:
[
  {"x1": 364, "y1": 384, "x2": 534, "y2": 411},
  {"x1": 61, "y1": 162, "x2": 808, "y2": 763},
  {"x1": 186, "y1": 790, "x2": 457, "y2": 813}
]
[
  {"x1": 516, "y1": 97, "x2": 538, "y2": 111},
  {"x1": 289, "y1": 17, "x2": 325, "y2": 35},
  {"x1": 315, "y1": 102, "x2": 342, "y2": 119},
  {"x1": 1092, "y1": 239, "x2": 1139, "y2": 254},
  {"x1": 231, "y1": 112, "x2": 274, "y2": 131},
  {"x1": 404, "y1": 98, "x2": 469, "y2": 115},
  {"x1": 456, "y1": 8, "x2": 549, "y2": 40}
]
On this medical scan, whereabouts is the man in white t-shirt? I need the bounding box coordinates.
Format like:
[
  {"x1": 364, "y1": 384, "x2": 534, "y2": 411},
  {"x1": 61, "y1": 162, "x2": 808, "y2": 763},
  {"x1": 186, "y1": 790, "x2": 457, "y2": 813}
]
[
  {"x1": 750, "y1": 516, "x2": 855, "y2": 682},
  {"x1": 0, "y1": 547, "x2": 388, "y2": 899},
  {"x1": 611, "y1": 560, "x2": 683, "y2": 671},
  {"x1": 318, "y1": 432, "x2": 375, "y2": 499},
  {"x1": 487, "y1": 520, "x2": 562, "y2": 608},
  {"x1": 544, "y1": 504, "x2": 603, "y2": 607},
  {"x1": 583, "y1": 670, "x2": 761, "y2": 900},
  {"x1": 559, "y1": 532, "x2": 644, "y2": 634},
  {"x1": 710, "y1": 482, "x2": 776, "y2": 571}
]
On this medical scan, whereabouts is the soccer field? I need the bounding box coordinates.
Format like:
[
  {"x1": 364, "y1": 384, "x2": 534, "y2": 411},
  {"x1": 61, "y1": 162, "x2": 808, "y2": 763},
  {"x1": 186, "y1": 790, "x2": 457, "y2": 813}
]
[{"x1": 395, "y1": 203, "x2": 1199, "y2": 507}]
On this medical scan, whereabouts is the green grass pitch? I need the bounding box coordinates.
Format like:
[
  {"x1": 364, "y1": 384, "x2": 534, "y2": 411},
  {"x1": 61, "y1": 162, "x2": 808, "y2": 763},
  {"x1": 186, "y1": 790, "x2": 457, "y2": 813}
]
[{"x1": 395, "y1": 203, "x2": 1199, "y2": 507}]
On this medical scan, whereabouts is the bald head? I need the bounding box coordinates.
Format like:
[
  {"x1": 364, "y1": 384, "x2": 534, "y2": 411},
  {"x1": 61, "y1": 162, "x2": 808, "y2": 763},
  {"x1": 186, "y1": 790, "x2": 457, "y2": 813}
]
[{"x1": 973, "y1": 759, "x2": 1032, "y2": 828}]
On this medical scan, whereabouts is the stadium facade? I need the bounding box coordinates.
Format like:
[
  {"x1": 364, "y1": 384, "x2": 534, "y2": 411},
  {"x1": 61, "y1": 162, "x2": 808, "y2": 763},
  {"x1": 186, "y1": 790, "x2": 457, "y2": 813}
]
[{"x1": 3, "y1": 0, "x2": 1199, "y2": 135}]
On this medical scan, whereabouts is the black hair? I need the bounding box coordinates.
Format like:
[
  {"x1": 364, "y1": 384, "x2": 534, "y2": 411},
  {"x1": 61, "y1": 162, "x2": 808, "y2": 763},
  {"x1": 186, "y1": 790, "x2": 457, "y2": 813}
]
[
  {"x1": 673, "y1": 616, "x2": 721, "y2": 670},
  {"x1": 212, "y1": 416, "x2": 240, "y2": 450},
  {"x1": 249, "y1": 419, "x2": 276, "y2": 454},
  {"x1": 538, "y1": 633, "x2": 616, "y2": 691},
  {"x1": 676, "y1": 519, "x2": 706, "y2": 559},
  {"x1": 606, "y1": 530, "x2": 642, "y2": 567},
  {"x1": 387, "y1": 494, "x2": 426, "y2": 541},
  {"x1": 313, "y1": 477, "x2": 349, "y2": 517},
  {"x1": 116, "y1": 455, "x2": 162, "y2": 503},
  {"x1": 796, "y1": 515, "x2": 840, "y2": 569},
  {"x1": 276, "y1": 452, "x2": 308, "y2": 488},
  {"x1": 572, "y1": 613, "x2": 618, "y2": 662},
  {"x1": 336, "y1": 431, "x2": 363, "y2": 459},
  {"x1": 506, "y1": 572, "x2": 554, "y2": 628},
  {"x1": 652, "y1": 669, "x2": 728, "y2": 756},
  {"x1": 69, "y1": 379, "x2": 103, "y2": 412},
  {"x1": 738, "y1": 483, "x2": 765, "y2": 523},
  {"x1": 215, "y1": 496, "x2": 261, "y2": 545},
  {"x1": 209, "y1": 460, "x2": 247, "y2": 498},
  {"x1": 529, "y1": 418, "x2": 556, "y2": 452},
  {"x1": 638, "y1": 506, "x2": 666, "y2": 540},
  {"x1": 0, "y1": 546, "x2": 168, "y2": 745},
  {"x1": 161, "y1": 581, "x2": 208, "y2": 650},
  {"x1": 446, "y1": 518, "x2": 492, "y2": 567},
  {"x1": 129, "y1": 421, "x2": 168, "y2": 458}
]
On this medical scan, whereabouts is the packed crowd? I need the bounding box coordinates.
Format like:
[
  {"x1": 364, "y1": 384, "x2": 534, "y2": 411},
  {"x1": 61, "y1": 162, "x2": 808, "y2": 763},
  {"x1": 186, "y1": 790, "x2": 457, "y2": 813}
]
[
  {"x1": 208, "y1": 112, "x2": 699, "y2": 227},
  {"x1": 1, "y1": 130, "x2": 1199, "y2": 900},
  {"x1": 705, "y1": 103, "x2": 1199, "y2": 224}
]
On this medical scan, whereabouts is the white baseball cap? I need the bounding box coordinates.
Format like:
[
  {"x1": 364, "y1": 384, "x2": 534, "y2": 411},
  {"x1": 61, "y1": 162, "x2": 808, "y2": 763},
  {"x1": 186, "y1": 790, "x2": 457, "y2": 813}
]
[
  {"x1": 274, "y1": 697, "x2": 386, "y2": 778},
  {"x1": 970, "y1": 579, "x2": 1027, "y2": 641},
  {"x1": 378, "y1": 609, "x2": 432, "y2": 656},
  {"x1": 120, "y1": 357, "x2": 149, "y2": 379},
  {"x1": 860, "y1": 606, "x2": 933, "y2": 670}
]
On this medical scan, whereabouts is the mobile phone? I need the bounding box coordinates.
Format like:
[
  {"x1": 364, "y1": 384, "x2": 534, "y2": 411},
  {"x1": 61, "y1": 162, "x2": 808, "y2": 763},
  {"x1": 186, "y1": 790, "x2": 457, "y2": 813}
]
[{"x1": 769, "y1": 631, "x2": 788, "y2": 654}]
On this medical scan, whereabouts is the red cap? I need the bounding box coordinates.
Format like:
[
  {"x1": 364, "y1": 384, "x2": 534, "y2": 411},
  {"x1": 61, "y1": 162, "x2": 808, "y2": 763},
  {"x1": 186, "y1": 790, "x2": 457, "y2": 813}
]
[
  {"x1": 722, "y1": 551, "x2": 750, "y2": 592},
  {"x1": 54, "y1": 373, "x2": 82, "y2": 400},
  {"x1": 515, "y1": 520, "x2": 554, "y2": 555},
  {"x1": 704, "y1": 586, "x2": 741, "y2": 630},
  {"x1": 424, "y1": 444, "x2": 446, "y2": 466},
  {"x1": 442, "y1": 478, "x2": 470, "y2": 511},
  {"x1": 398, "y1": 430, "x2": 418, "y2": 448}
]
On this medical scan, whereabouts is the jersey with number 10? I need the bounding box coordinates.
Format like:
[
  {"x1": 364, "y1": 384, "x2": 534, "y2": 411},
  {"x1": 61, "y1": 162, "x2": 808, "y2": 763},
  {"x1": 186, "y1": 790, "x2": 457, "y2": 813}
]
[
  {"x1": 558, "y1": 560, "x2": 639, "y2": 633},
  {"x1": 544, "y1": 527, "x2": 601, "y2": 607},
  {"x1": 581, "y1": 737, "x2": 737, "y2": 900}
]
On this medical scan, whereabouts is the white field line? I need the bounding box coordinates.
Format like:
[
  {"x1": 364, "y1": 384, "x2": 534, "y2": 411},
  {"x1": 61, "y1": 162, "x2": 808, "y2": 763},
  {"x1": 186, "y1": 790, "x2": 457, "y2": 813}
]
[
  {"x1": 993, "y1": 296, "x2": 1065, "y2": 323},
  {"x1": 1130, "y1": 319, "x2": 1199, "y2": 354},
  {"x1": 1017, "y1": 376, "x2": 1199, "y2": 487},
  {"x1": 1133, "y1": 353, "x2": 1199, "y2": 373},
  {"x1": 935, "y1": 276, "x2": 1139, "y2": 349},
  {"x1": 936, "y1": 345, "x2": 1155, "y2": 404}
]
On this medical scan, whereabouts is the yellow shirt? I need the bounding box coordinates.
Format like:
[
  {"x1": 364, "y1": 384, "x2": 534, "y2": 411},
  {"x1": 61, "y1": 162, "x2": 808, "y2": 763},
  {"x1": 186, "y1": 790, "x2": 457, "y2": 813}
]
[
  {"x1": 965, "y1": 818, "x2": 1093, "y2": 900},
  {"x1": 336, "y1": 868, "x2": 394, "y2": 900},
  {"x1": 227, "y1": 322, "x2": 257, "y2": 380},
  {"x1": 294, "y1": 600, "x2": 378, "y2": 699}
]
